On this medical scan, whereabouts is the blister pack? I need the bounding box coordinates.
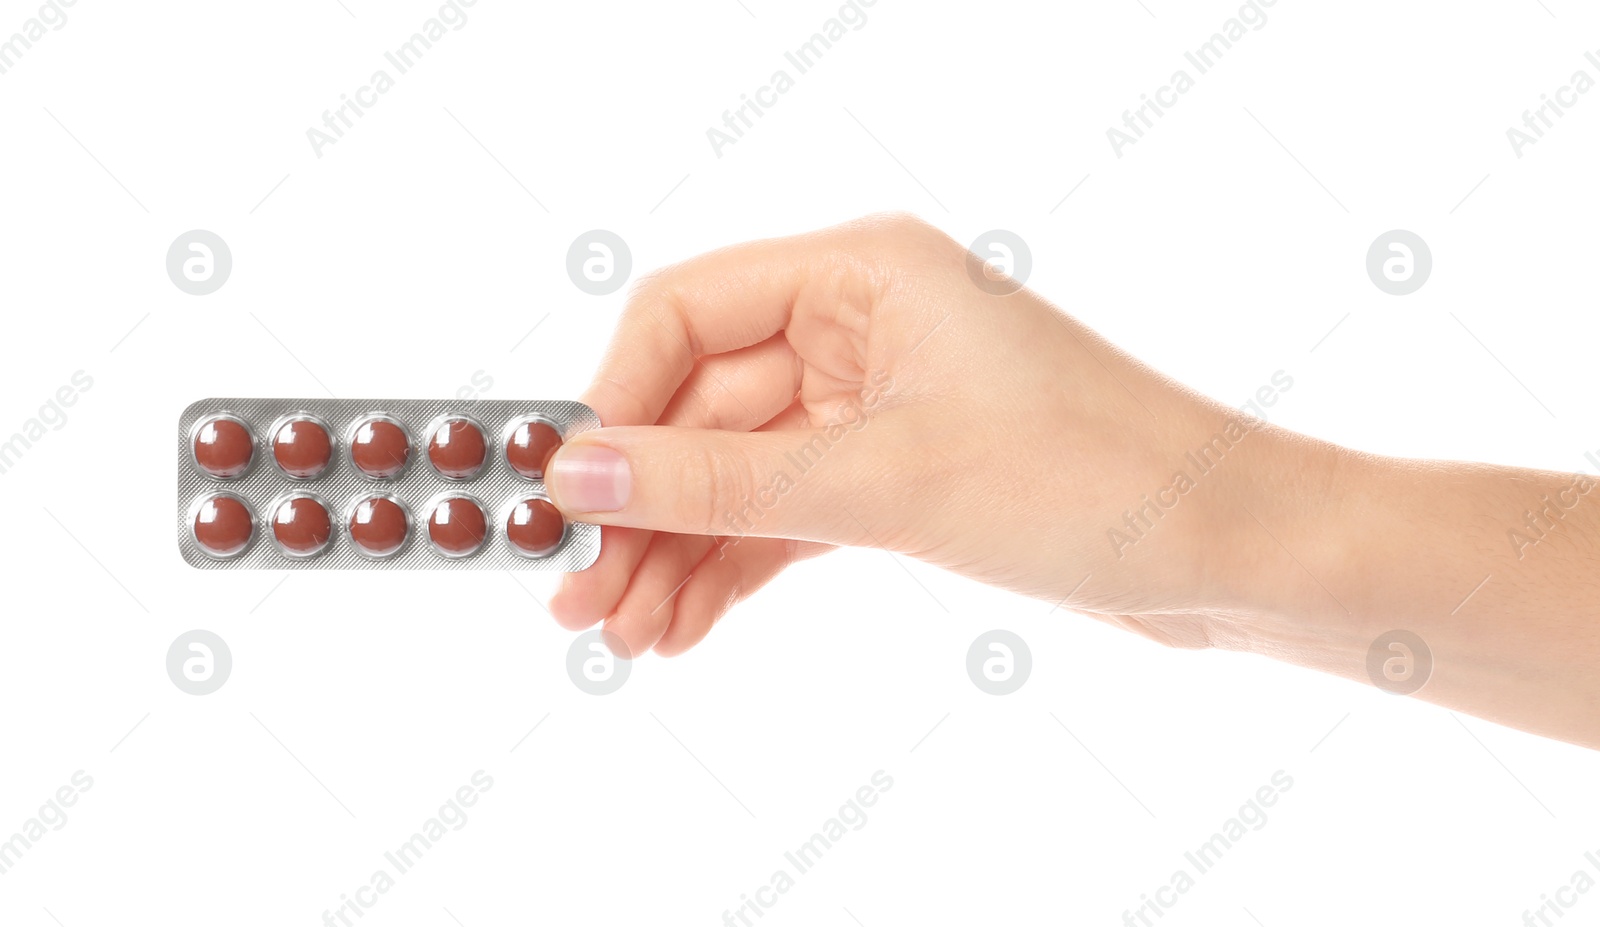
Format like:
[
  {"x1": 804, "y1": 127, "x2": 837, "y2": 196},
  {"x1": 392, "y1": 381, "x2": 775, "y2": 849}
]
[{"x1": 177, "y1": 398, "x2": 600, "y2": 570}]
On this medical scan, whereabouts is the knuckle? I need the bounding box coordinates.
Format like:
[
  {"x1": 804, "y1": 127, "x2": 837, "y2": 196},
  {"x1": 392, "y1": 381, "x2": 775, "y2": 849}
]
[
  {"x1": 675, "y1": 441, "x2": 756, "y2": 536},
  {"x1": 623, "y1": 272, "x2": 701, "y2": 355},
  {"x1": 621, "y1": 270, "x2": 669, "y2": 316},
  {"x1": 840, "y1": 213, "x2": 962, "y2": 276},
  {"x1": 854, "y1": 211, "x2": 929, "y2": 236},
  {"x1": 590, "y1": 374, "x2": 654, "y2": 426}
]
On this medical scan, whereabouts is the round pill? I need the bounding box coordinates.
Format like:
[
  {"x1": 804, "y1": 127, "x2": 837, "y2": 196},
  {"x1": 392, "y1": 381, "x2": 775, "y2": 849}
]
[
  {"x1": 271, "y1": 496, "x2": 332, "y2": 557},
  {"x1": 193, "y1": 494, "x2": 254, "y2": 557},
  {"x1": 427, "y1": 496, "x2": 487, "y2": 557},
  {"x1": 349, "y1": 495, "x2": 408, "y2": 558},
  {"x1": 350, "y1": 417, "x2": 410, "y2": 479},
  {"x1": 506, "y1": 498, "x2": 565, "y2": 558},
  {"x1": 428, "y1": 418, "x2": 487, "y2": 479},
  {"x1": 193, "y1": 416, "x2": 254, "y2": 479},
  {"x1": 506, "y1": 419, "x2": 562, "y2": 480},
  {"x1": 272, "y1": 418, "x2": 333, "y2": 479}
]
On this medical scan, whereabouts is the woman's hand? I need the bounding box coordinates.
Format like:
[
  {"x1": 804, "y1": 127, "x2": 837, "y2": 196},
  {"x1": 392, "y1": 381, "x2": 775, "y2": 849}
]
[
  {"x1": 543, "y1": 214, "x2": 1320, "y2": 658},
  {"x1": 544, "y1": 213, "x2": 1600, "y2": 749}
]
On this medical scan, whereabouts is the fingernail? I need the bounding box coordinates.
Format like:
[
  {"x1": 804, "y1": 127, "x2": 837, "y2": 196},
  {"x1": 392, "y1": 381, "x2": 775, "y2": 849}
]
[{"x1": 547, "y1": 445, "x2": 631, "y2": 513}]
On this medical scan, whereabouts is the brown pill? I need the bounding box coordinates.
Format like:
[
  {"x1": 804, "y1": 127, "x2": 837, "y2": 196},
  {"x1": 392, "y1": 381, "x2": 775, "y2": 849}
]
[
  {"x1": 350, "y1": 417, "x2": 410, "y2": 479},
  {"x1": 193, "y1": 417, "x2": 254, "y2": 479},
  {"x1": 272, "y1": 418, "x2": 333, "y2": 479},
  {"x1": 427, "y1": 496, "x2": 487, "y2": 557},
  {"x1": 506, "y1": 419, "x2": 562, "y2": 480},
  {"x1": 428, "y1": 418, "x2": 487, "y2": 480},
  {"x1": 193, "y1": 494, "x2": 254, "y2": 557},
  {"x1": 349, "y1": 495, "x2": 408, "y2": 558},
  {"x1": 272, "y1": 496, "x2": 332, "y2": 557},
  {"x1": 506, "y1": 498, "x2": 565, "y2": 558}
]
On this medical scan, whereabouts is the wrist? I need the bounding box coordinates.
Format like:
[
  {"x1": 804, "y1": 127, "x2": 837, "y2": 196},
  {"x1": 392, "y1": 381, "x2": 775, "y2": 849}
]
[
  {"x1": 1219, "y1": 436, "x2": 1600, "y2": 743},
  {"x1": 1204, "y1": 430, "x2": 1374, "y2": 656}
]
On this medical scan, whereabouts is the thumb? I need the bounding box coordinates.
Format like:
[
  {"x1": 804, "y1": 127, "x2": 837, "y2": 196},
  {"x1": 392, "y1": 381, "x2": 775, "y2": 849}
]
[{"x1": 544, "y1": 425, "x2": 883, "y2": 546}]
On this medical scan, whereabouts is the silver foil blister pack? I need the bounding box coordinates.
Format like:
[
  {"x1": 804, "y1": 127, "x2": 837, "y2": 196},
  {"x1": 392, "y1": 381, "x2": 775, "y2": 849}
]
[{"x1": 177, "y1": 397, "x2": 601, "y2": 570}]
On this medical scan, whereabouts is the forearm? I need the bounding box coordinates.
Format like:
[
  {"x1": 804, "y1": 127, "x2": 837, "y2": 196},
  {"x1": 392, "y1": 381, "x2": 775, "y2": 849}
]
[{"x1": 1228, "y1": 440, "x2": 1600, "y2": 748}]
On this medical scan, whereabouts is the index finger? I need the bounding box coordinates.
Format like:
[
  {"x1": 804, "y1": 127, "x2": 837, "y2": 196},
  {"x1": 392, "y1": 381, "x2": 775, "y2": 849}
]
[{"x1": 580, "y1": 225, "x2": 836, "y2": 427}]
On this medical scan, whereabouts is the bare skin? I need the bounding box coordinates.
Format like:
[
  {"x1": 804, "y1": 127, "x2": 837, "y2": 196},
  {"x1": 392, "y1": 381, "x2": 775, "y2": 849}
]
[{"x1": 543, "y1": 214, "x2": 1600, "y2": 750}]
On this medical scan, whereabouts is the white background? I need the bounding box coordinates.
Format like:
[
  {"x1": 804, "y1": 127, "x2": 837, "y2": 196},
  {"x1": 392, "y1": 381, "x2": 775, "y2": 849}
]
[{"x1": 2, "y1": 0, "x2": 1599, "y2": 924}]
